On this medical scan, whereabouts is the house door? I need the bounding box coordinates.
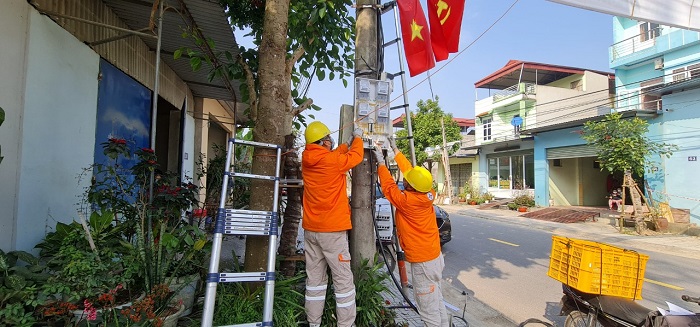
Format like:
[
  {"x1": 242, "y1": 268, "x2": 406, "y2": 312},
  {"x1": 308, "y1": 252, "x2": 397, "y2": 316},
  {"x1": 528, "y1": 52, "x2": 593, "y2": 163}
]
[{"x1": 451, "y1": 163, "x2": 473, "y2": 196}]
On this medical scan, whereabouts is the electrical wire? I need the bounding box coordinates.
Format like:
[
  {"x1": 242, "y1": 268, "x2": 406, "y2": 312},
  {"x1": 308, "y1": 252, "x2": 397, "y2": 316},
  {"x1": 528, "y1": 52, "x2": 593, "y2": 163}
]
[
  {"x1": 333, "y1": 0, "x2": 522, "y2": 135},
  {"x1": 370, "y1": 146, "x2": 420, "y2": 313},
  {"x1": 479, "y1": 77, "x2": 700, "y2": 141}
]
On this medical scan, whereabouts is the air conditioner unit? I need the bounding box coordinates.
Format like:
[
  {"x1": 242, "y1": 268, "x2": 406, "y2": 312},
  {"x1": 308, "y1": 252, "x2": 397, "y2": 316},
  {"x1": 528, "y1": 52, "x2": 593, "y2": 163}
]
[{"x1": 654, "y1": 58, "x2": 664, "y2": 70}]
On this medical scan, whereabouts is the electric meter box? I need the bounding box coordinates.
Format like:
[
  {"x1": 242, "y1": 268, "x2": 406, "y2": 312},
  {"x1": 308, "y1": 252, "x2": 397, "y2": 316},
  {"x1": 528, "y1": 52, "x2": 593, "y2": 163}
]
[{"x1": 355, "y1": 77, "x2": 393, "y2": 146}]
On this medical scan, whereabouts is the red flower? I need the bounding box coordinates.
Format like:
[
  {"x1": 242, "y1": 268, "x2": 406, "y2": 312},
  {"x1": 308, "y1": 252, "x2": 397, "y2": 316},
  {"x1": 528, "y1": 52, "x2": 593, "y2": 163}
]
[
  {"x1": 141, "y1": 148, "x2": 155, "y2": 153},
  {"x1": 109, "y1": 138, "x2": 127, "y2": 145},
  {"x1": 147, "y1": 160, "x2": 157, "y2": 165}
]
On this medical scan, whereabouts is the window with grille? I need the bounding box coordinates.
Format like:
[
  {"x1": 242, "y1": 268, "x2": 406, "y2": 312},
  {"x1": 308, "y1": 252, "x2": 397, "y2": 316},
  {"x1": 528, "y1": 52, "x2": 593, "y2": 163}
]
[
  {"x1": 688, "y1": 63, "x2": 700, "y2": 79},
  {"x1": 672, "y1": 68, "x2": 688, "y2": 82},
  {"x1": 482, "y1": 118, "x2": 492, "y2": 141},
  {"x1": 640, "y1": 78, "x2": 663, "y2": 110}
]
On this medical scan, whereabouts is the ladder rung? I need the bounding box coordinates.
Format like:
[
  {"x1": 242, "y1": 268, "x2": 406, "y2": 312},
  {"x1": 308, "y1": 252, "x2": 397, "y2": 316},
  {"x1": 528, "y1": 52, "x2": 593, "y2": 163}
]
[
  {"x1": 230, "y1": 172, "x2": 277, "y2": 181},
  {"x1": 224, "y1": 229, "x2": 272, "y2": 236},
  {"x1": 280, "y1": 178, "x2": 303, "y2": 187},
  {"x1": 216, "y1": 323, "x2": 265, "y2": 327},
  {"x1": 226, "y1": 212, "x2": 273, "y2": 220},
  {"x1": 383, "y1": 38, "x2": 399, "y2": 48},
  {"x1": 225, "y1": 220, "x2": 271, "y2": 227},
  {"x1": 208, "y1": 272, "x2": 275, "y2": 283},
  {"x1": 231, "y1": 138, "x2": 280, "y2": 149},
  {"x1": 225, "y1": 209, "x2": 273, "y2": 216},
  {"x1": 226, "y1": 216, "x2": 273, "y2": 224}
]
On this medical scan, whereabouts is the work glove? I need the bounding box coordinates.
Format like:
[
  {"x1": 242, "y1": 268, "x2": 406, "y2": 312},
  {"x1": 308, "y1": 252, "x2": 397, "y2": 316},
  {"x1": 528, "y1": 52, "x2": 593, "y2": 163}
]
[
  {"x1": 387, "y1": 136, "x2": 398, "y2": 152},
  {"x1": 346, "y1": 128, "x2": 364, "y2": 147},
  {"x1": 353, "y1": 128, "x2": 364, "y2": 139},
  {"x1": 373, "y1": 147, "x2": 385, "y2": 165}
]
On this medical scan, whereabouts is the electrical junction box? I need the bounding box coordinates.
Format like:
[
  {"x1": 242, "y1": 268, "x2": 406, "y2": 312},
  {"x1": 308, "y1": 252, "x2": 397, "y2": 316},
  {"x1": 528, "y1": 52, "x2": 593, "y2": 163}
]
[
  {"x1": 355, "y1": 77, "x2": 393, "y2": 147},
  {"x1": 375, "y1": 199, "x2": 394, "y2": 242}
]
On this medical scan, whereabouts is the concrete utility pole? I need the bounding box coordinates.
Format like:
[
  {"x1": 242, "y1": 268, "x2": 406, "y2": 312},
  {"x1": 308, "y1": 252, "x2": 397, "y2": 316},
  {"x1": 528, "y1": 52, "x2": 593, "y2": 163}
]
[{"x1": 350, "y1": 0, "x2": 379, "y2": 269}]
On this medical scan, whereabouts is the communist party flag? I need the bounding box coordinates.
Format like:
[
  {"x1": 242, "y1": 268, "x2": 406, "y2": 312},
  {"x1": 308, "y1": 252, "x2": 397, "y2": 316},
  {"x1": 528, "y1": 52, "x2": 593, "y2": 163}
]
[
  {"x1": 398, "y1": 0, "x2": 435, "y2": 77},
  {"x1": 428, "y1": 0, "x2": 465, "y2": 61}
]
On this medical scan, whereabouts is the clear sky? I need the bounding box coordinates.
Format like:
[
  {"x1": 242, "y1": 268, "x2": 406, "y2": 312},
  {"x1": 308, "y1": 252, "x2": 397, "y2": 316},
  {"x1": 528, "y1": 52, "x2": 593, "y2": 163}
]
[{"x1": 302, "y1": 0, "x2": 614, "y2": 138}]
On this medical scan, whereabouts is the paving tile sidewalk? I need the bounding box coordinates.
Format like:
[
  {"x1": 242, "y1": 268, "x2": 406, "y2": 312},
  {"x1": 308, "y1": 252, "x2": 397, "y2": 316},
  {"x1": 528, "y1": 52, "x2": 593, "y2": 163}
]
[{"x1": 380, "y1": 259, "x2": 516, "y2": 327}]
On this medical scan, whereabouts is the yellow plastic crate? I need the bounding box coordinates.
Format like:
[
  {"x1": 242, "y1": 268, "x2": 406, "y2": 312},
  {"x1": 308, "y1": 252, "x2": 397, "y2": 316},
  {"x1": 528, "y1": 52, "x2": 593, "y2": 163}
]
[{"x1": 547, "y1": 235, "x2": 648, "y2": 300}]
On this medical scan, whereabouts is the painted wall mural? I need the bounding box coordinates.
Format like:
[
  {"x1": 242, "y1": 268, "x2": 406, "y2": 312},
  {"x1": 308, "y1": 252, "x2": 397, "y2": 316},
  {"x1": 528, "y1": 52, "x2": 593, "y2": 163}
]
[{"x1": 93, "y1": 59, "x2": 152, "y2": 168}]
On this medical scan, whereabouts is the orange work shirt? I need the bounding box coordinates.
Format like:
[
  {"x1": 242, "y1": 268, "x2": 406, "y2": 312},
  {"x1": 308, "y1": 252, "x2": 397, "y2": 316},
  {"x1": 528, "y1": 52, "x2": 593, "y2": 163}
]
[
  {"x1": 302, "y1": 137, "x2": 364, "y2": 232},
  {"x1": 377, "y1": 151, "x2": 440, "y2": 263}
]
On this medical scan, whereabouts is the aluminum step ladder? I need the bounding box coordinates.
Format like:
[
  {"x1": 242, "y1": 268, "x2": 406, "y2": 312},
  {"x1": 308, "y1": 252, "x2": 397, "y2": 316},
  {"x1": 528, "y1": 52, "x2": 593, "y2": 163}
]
[{"x1": 201, "y1": 138, "x2": 282, "y2": 327}]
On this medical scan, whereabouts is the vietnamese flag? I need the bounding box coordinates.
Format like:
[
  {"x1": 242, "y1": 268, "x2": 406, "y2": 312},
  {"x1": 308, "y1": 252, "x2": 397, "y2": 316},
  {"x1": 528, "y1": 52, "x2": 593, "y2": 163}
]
[
  {"x1": 428, "y1": 0, "x2": 465, "y2": 61},
  {"x1": 398, "y1": 0, "x2": 435, "y2": 77}
]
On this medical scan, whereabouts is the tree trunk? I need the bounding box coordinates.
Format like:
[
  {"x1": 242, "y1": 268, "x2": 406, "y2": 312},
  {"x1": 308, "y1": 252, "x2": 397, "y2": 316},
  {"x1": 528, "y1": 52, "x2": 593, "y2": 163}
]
[
  {"x1": 244, "y1": 0, "x2": 293, "y2": 274},
  {"x1": 279, "y1": 134, "x2": 302, "y2": 277}
]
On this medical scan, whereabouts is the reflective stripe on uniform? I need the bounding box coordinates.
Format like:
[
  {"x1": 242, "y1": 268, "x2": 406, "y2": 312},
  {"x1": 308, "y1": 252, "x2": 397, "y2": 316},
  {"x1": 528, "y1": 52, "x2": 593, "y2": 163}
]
[
  {"x1": 336, "y1": 299, "x2": 356, "y2": 308},
  {"x1": 306, "y1": 284, "x2": 328, "y2": 291},
  {"x1": 305, "y1": 295, "x2": 326, "y2": 301},
  {"x1": 335, "y1": 289, "x2": 355, "y2": 298}
]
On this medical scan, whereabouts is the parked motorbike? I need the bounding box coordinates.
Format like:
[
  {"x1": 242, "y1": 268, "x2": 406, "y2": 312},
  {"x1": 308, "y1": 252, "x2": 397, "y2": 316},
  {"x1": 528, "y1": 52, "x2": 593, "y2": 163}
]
[{"x1": 559, "y1": 283, "x2": 700, "y2": 327}]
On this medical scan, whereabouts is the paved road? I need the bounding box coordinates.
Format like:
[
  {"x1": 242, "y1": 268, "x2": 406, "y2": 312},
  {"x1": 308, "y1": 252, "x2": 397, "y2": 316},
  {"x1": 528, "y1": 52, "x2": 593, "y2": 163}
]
[{"x1": 440, "y1": 207, "x2": 700, "y2": 326}]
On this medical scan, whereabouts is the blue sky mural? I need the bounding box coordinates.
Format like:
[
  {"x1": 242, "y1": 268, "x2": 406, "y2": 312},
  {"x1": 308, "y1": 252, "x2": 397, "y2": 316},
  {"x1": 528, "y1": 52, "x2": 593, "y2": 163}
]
[{"x1": 94, "y1": 59, "x2": 152, "y2": 168}]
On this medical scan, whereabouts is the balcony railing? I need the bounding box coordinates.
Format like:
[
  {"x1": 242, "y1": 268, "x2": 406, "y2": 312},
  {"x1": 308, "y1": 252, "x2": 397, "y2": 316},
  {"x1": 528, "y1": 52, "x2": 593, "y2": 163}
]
[
  {"x1": 492, "y1": 83, "x2": 536, "y2": 103},
  {"x1": 610, "y1": 27, "x2": 662, "y2": 61}
]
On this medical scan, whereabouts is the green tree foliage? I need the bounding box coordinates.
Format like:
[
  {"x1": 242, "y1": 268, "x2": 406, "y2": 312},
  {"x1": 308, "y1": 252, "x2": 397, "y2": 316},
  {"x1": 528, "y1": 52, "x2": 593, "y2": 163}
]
[
  {"x1": 395, "y1": 97, "x2": 462, "y2": 166},
  {"x1": 178, "y1": 0, "x2": 356, "y2": 128},
  {"x1": 177, "y1": 0, "x2": 356, "y2": 273},
  {"x1": 580, "y1": 112, "x2": 677, "y2": 176}
]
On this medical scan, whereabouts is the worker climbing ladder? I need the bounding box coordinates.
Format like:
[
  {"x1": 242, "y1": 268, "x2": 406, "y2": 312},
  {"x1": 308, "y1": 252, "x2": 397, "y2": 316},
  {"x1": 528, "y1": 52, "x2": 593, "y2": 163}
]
[{"x1": 201, "y1": 138, "x2": 282, "y2": 327}]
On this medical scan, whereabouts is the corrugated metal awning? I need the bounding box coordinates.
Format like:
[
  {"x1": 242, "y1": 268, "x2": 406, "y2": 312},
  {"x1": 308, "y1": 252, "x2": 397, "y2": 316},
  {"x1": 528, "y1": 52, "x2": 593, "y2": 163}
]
[{"x1": 102, "y1": 0, "x2": 240, "y2": 101}]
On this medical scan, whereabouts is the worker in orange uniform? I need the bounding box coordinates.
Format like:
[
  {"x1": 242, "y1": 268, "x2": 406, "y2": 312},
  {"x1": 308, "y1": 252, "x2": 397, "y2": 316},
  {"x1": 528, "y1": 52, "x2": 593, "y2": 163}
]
[
  {"x1": 302, "y1": 121, "x2": 364, "y2": 327},
  {"x1": 373, "y1": 137, "x2": 448, "y2": 327}
]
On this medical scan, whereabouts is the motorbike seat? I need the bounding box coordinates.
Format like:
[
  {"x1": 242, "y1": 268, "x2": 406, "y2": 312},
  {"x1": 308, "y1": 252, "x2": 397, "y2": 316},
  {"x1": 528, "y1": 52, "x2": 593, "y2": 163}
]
[
  {"x1": 565, "y1": 285, "x2": 650, "y2": 326},
  {"x1": 590, "y1": 295, "x2": 651, "y2": 326}
]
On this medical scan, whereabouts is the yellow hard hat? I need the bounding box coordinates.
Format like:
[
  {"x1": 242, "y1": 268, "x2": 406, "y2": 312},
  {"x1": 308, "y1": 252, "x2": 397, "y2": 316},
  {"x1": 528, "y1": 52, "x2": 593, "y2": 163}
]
[
  {"x1": 305, "y1": 121, "x2": 331, "y2": 144},
  {"x1": 405, "y1": 166, "x2": 433, "y2": 193}
]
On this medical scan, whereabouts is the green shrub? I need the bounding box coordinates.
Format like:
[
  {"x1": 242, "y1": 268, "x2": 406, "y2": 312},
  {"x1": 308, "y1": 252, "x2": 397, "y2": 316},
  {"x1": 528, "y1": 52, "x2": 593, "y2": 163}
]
[{"x1": 513, "y1": 193, "x2": 535, "y2": 207}]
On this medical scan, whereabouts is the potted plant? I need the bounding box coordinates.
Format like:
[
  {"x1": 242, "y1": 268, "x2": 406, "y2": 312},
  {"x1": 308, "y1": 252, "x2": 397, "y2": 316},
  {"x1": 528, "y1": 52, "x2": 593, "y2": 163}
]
[
  {"x1": 481, "y1": 192, "x2": 494, "y2": 204},
  {"x1": 37, "y1": 212, "x2": 140, "y2": 322},
  {"x1": 513, "y1": 192, "x2": 535, "y2": 213},
  {"x1": 36, "y1": 137, "x2": 209, "y2": 323}
]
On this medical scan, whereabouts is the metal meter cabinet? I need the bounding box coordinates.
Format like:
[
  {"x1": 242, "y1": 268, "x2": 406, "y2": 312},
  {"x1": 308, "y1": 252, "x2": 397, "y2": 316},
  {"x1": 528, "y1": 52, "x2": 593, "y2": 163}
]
[{"x1": 355, "y1": 77, "x2": 393, "y2": 147}]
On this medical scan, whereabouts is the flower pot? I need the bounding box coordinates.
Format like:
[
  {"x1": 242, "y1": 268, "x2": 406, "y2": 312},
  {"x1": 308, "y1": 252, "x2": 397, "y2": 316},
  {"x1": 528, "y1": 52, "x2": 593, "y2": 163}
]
[
  {"x1": 167, "y1": 274, "x2": 200, "y2": 316},
  {"x1": 469, "y1": 201, "x2": 477, "y2": 205},
  {"x1": 518, "y1": 207, "x2": 528, "y2": 212},
  {"x1": 158, "y1": 304, "x2": 185, "y2": 327},
  {"x1": 72, "y1": 291, "x2": 145, "y2": 323}
]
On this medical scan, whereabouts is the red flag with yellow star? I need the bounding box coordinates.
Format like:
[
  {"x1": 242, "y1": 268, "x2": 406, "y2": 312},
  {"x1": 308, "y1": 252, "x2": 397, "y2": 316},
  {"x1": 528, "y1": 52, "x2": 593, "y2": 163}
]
[
  {"x1": 428, "y1": 0, "x2": 465, "y2": 61},
  {"x1": 398, "y1": 0, "x2": 435, "y2": 76}
]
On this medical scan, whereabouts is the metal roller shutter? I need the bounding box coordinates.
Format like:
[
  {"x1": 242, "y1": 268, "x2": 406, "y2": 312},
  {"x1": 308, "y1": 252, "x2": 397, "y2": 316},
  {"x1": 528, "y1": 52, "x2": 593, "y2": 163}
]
[{"x1": 546, "y1": 145, "x2": 598, "y2": 159}]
